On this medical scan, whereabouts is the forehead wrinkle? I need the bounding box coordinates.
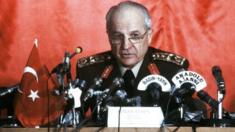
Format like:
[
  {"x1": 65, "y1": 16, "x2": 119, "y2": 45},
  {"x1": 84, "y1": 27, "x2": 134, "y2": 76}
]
[{"x1": 111, "y1": 8, "x2": 146, "y2": 34}]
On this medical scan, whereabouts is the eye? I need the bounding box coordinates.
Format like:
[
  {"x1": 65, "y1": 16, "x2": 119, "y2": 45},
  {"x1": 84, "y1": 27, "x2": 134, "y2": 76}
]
[
  {"x1": 130, "y1": 32, "x2": 141, "y2": 38},
  {"x1": 111, "y1": 33, "x2": 123, "y2": 39}
]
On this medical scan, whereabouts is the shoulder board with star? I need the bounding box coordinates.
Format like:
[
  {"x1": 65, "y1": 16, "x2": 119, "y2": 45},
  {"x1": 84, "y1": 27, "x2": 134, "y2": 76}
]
[
  {"x1": 77, "y1": 52, "x2": 113, "y2": 68},
  {"x1": 151, "y1": 51, "x2": 189, "y2": 68}
]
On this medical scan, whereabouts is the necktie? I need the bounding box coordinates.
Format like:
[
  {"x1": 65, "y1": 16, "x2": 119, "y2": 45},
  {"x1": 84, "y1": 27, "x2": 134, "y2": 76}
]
[{"x1": 123, "y1": 70, "x2": 135, "y2": 97}]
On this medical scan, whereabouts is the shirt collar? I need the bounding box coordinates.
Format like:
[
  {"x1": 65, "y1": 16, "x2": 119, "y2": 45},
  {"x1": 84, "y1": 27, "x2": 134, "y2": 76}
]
[{"x1": 119, "y1": 60, "x2": 144, "y2": 78}]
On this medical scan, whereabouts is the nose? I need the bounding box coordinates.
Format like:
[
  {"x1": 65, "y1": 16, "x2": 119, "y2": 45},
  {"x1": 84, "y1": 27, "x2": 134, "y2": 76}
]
[{"x1": 122, "y1": 37, "x2": 132, "y2": 49}]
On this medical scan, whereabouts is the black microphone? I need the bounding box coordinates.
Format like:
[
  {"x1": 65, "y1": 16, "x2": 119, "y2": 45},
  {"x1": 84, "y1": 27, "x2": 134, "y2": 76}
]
[
  {"x1": 83, "y1": 77, "x2": 103, "y2": 102},
  {"x1": 197, "y1": 90, "x2": 218, "y2": 110},
  {"x1": 0, "y1": 85, "x2": 19, "y2": 97},
  {"x1": 101, "y1": 78, "x2": 124, "y2": 100},
  {"x1": 106, "y1": 89, "x2": 127, "y2": 106},
  {"x1": 83, "y1": 65, "x2": 113, "y2": 102},
  {"x1": 146, "y1": 83, "x2": 162, "y2": 103},
  {"x1": 197, "y1": 90, "x2": 232, "y2": 119},
  {"x1": 173, "y1": 83, "x2": 196, "y2": 104},
  {"x1": 109, "y1": 89, "x2": 141, "y2": 106},
  {"x1": 212, "y1": 66, "x2": 225, "y2": 94}
]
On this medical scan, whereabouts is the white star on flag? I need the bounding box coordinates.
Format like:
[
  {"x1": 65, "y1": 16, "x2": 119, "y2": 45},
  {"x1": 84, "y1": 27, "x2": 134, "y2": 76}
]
[{"x1": 28, "y1": 90, "x2": 40, "y2": 102}]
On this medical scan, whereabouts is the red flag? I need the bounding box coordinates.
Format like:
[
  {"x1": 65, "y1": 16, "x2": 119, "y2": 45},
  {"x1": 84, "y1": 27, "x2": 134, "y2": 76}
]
[{"x1": 14, "y1": 40, "x2": 65, "y2": 127}]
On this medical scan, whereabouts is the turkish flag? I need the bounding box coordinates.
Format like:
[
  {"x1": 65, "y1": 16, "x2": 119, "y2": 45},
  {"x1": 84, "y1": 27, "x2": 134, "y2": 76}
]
[{"x1": 14, "y1": 40, "x2": 65, "y2": 127}]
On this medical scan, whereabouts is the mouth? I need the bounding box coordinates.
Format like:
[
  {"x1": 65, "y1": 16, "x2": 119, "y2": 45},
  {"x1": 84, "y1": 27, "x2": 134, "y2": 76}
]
[{"x1": 120, "y1": 53, "x2": 135, "y2": 59}]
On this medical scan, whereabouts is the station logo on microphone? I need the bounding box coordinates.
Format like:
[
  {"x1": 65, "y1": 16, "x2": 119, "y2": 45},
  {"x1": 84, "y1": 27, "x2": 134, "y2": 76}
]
[{"x1": 172, "y1": 71, "x2": 207, "y2": 91}]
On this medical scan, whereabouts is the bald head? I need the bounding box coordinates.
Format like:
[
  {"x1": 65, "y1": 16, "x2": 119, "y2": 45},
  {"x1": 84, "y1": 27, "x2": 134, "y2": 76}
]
[{"x1": 106, "y1": 1, "x2": 152, "y2": 33}]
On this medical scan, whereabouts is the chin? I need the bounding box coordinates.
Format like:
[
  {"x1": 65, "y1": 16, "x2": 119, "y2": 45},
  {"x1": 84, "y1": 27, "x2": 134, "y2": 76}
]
[{"x1": 121, "y1": 60, "x2": 138, "y2": 68}]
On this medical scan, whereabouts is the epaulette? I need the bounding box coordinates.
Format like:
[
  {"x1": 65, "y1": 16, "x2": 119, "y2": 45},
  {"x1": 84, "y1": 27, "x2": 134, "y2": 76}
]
[
  {"x1": 152, "y1": 52, "x2": 189, "y2": 68},
  {"x1": 77, "y1": 52, "x2": 113, "y2": 68}
]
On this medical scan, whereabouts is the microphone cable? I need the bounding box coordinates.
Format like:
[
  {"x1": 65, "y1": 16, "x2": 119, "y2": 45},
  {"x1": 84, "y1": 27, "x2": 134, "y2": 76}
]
[
  {"x1": 161, "y1": 94, "x2": 182, "y2": 132},
  {"x1": 74, "y1": 102, "x2": 100, "y2": 131},
  {"x1": 162, "y1": 93, "x2": 174, "y2": 126},
  {"x1": 47, "y1": 66, "x2": 64, "y2": 132},
  {"x1": 46, "y1": 67, "x2": 51, "y2": 132},
  {"x1": 162, "y1": 84, "x2": 176, "y2": 126},
  {"x1": 93, "y1": 106, "x2": 122, "y2": 132},
  {"x1": 117, "y1": 106, "x2": 122, "y2": 132}
]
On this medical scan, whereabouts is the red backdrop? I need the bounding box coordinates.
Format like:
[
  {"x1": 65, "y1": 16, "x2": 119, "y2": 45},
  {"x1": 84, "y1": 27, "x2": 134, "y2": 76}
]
[{"x1": 0, "y1": 0, "x2": 235, "y2": 111}]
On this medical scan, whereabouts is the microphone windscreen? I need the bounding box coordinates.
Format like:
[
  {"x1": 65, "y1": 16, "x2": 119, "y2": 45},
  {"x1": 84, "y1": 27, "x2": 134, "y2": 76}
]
[
  {"x1": 146, "y1": 83, "x2": 161, "y2": 102},
  {"x1": 147, "y1": 83, "x2": 161, "y2": 90},
  {"x1": 75, "y1": 46, "x2": 83, "y2": 54},
  {"x1": 212, "y1": 66, "x2": 222, "y2": 77},
  {"x1": 174, "y1": 83, "x2": 195, "y2": 98},
  {"x1": 115, "y1": 89, "x2": 127, "y2": 100}
]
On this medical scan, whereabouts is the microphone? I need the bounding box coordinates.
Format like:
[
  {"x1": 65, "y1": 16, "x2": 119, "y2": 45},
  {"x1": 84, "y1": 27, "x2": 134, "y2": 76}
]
[
  {"x1": 197, "y1": 90, "x2": 218, "y2": 110},
  {"x1": 70, "y1": 46, "x2": 83, "y2": 59},
  {"x1": 137, "y1": 74, "x2": 171, "y2": 92},
  {"x1": 51, "y1": 52, "x2": 70, "y2": 74},
  {"x1": 146, "y1": 83, "x2": 162, "y2": 103},
  {"x1": 172, "y1": 70, "x2": 207, "y2": 104},
  {"x1": 83, "y1": 65, "x2": 113, "y2": 102},
  {"x1": 137, "y1": 74, "x2": 171, "y2": 105},
  {"x1": 115, "y1": 89, "x2": 127, "y2": 100},
  {"x1": 0, "y1": 85, "x2": 19, "y2": 97},
  {"x1": 197, "y1": 90, "x2": 231, "y2": 119},
  {"x1": 212, "y1": 66, "x2": 225, "y2": 94},
  {"x1": 106, "y1": 89, "x2": 127, "y2": 106},
  {"x1": 109, "y1": 89, "x2": 141, "y2": 106},
  {"x1": 101, "y1": 78, "x2": 124, "y2": 100},
  {"x1": 51, "y1": 47, "x2": 83, "y2": 74},
  {"x1": 83, "y1": 77, "x2": 103, "y2": 102},
  {"x1": 173, "y1": 83, "x2": 196, "y2": 103},
  {"x1": 172, "y1": 70, "x2": 207, "y2": 92}
]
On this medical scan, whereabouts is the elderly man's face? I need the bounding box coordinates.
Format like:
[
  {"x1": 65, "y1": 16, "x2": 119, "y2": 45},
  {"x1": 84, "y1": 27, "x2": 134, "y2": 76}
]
[{"x1": 108, "y1": 8, "x2": 152, "y2": 68}]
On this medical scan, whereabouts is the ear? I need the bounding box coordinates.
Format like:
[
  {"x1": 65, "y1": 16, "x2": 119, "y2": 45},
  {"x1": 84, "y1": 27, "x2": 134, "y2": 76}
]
[
  {"x1": 147, "y1": 29, "x2": 153, "y2": 46},
  {"x1": 107, "y1": 33, "x2": 112, "y2": 45}
]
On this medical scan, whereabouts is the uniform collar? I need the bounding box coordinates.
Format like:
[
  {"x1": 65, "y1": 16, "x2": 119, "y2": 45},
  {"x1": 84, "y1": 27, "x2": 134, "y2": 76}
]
[{"x1": 119, "y1": 60, "x2": 144, "y2": 78}]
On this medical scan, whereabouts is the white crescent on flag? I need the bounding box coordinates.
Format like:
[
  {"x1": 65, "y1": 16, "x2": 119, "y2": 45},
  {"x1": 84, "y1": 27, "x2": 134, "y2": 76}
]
[{"x1": 23, "y1": 66, "x2": 39, "y2": 83}]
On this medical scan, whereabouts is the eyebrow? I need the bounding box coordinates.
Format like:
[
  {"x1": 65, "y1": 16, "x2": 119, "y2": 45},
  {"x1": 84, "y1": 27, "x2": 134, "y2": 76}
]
[
  {"x1": 111, "y1": 32, "x2": 123, "y2": 37},
  {"x1": 111, "y1": 30, "x2": 141, "y2": 35},
  {"x1": 129, "y1": 30, "x2": 141, "y2": 34}
]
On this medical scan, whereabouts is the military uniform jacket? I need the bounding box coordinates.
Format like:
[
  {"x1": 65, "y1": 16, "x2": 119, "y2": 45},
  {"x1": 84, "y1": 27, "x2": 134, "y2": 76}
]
[{"x1": 76, "y1": 47, "x2": 189, "y2": 121}]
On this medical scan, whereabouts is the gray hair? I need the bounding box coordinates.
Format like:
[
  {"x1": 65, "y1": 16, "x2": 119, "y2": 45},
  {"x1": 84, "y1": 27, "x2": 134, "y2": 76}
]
[{"x1": 106, "y1": 1, "x2": 152, "y2": 33}]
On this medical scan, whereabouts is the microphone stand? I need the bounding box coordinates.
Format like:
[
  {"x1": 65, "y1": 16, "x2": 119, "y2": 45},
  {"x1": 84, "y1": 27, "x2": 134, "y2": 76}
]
[
  {"x1": 67, "y1": 83, "x2": 80, "y2": 127},
  {"x1": 64, "y1": 55, "x2": 81, "y2": 127},
  {"x1": 55, "y1": 52, "x2": 80, "y2": 127},
  {"x1": 217, "y1": 90, "x2": 225, "y2": 127},
  {"x1": 217, "y1": 90, "x2": 223, "y2": 119},
  {"x1": 180, "y1": 105, "x2": 184, "y2": 120},
  {"x1": 96, "y1": 95, "x2": 103, "y2": 122},
  {"x1": 95, "y1": 90, "x2": 108, "y2": 122},
  {"x1": 174, "y1": 94, "x2": 185, "y2": 120}
]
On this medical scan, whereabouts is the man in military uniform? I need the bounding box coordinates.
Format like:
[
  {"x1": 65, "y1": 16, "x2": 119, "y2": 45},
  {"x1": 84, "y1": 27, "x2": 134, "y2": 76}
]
[{"x1": 76, "y1": 1, "x2": 206, "y2": 124}]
